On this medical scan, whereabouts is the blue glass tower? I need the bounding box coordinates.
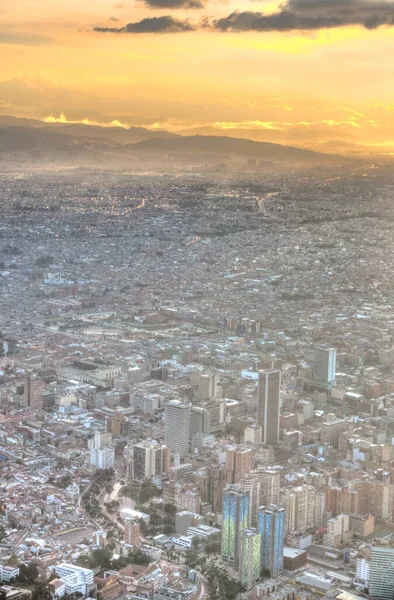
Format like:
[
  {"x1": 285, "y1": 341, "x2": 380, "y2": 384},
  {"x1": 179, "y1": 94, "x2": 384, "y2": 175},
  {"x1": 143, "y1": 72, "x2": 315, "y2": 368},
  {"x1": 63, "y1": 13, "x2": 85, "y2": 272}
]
[
  {"x1": 258, "y1": 505, "x2": 285, "y2": 578},
  {"x1": 221, "y1": 486, "x2": 250, "y2": 568}
]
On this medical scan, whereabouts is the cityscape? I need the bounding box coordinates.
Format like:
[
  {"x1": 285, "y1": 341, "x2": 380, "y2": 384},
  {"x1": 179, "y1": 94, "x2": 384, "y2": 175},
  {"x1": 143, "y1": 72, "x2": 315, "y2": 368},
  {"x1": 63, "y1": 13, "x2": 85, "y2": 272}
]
[{"x1": 4, "y1": 0, "x2": 394, "y2": 598}]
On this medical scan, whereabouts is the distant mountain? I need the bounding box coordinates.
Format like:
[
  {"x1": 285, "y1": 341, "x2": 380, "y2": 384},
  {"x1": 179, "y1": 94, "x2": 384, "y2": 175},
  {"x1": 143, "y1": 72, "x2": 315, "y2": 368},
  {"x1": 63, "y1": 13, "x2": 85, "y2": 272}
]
[
  {"x1": 126, "y1": 135, "x2": 341, "y2": 163},
  {"x1": 0, "y1": 114, "x2": 177, "y2": 144},
  {"x1": 0, "y1": 119, "x2": 355, "y2": 167}
]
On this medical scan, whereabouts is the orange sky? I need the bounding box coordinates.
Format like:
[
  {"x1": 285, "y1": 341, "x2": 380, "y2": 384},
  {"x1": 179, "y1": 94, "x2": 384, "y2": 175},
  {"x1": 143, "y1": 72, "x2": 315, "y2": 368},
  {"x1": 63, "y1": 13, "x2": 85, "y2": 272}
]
[{"x1": 3, "y1": 0, "x2": 394, "y2": 145}]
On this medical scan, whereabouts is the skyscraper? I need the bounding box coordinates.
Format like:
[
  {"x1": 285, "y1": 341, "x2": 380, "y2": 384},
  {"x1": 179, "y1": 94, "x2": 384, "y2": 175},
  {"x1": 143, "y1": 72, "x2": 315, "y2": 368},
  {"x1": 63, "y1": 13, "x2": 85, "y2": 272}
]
[
  {"x1": 239, "y1": 529, "x2": 261, "y2": 588},
  {"x1": 369, "y1": 544, "x2": 394, "y2": 600},
  {"x1": 313, "y1": 346, "x2": 336, "y2": 385},
  {"x1": 257, "y1": 370, "x2": 281, "y2": 446},
  {"x1": 164, "y1": 400, "x2": 191, "y2": 458},
  {"x1": 258, "y1": 505, "x2": 285, "y2": 578},
  {"x1": 221, "y1": 486, "x2": 250, "y2": 568},
  {"x1": 132, "y1": 441, "x2": 170, "y2": 482}
]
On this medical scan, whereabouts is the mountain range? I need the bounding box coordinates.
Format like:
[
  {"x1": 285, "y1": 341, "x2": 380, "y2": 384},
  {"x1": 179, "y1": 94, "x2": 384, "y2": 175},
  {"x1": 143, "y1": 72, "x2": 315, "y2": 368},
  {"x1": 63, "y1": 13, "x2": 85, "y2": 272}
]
[{"x1": 0, "y1": 114, "x2": 370, "y2": 167}]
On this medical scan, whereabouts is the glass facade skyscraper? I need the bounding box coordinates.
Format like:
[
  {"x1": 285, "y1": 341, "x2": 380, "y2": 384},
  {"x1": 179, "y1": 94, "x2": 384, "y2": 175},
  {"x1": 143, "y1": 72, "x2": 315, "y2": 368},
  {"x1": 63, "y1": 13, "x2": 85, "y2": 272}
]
[
  {"x1": 258, "y1": 505, "x2": 285, "y2": 578},
  {"x1": 221, "y1": 486, "x2": 250, "y2": 568},
  {"x1": 369, "y1": 545, "x2": 394, "y2": 600},
  {"x1": 239, "y1": 529, "x2": 261, "y2": 588}
]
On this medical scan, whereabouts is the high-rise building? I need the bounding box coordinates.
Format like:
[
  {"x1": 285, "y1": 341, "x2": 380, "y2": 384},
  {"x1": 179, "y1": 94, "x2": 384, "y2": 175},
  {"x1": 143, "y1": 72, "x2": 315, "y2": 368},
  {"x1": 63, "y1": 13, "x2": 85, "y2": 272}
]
[
  {"x1": 313, "y1": 346, "x2": 336, "y2": 385},
  {"x1": 238, "y1": 476, "x2": 261, "y2": 527},
  {"x1": 93, "y1": 530, "x2": 107, "y2": 547},
  {"x1": 258, "y1": 505, "x2": 285, "y2": 578},
  {"x1": 314, "y1": 490, "x2": 326, "y2": 527},
  {"x1": 226, "y1": 447, "x2": 254, "y2": 484},
  {"x1": 323, "y1": 514, "x2": 352, "y2": 548},
  {"x1": 164, "y1": 400, "x2": 191, "y2": 458},
  {"x1": 124, "y1": 518, "x2": 140, "y2": 546},
  {"x1": 369, "y1": 544, "x2": 394, "y2": 600},
  {"x1": 190, "y1": 406, "x2": 210, "y2": 451},
  {"x1": 24, "y1": 375, "x2": 45, "y2": 410},
  {"x1": 90, "y1": 446, "x2": 115, "y2": 470},
  {"x1": 132, "y1": 441, "x2": 170, "y2": 482},
  {"x1": 198, "y1": 374, "x2": 218, "y2": 400},
  {"x1": 239, "y1": 529, "x2": 261, "y2": 589},
  {"x1": 257, "y1": 370, "x2": 281, "y2": 446},
  {"x1": 279, "y1": 485, "x2": 315, "y2": 533},
  {"x1": 107, "y1": 410, "x2": 124, "y2": 436},
  {"x1": 257, "y1": 468, "x2": 281, "y2": 507},
  {"x1": 221, "y1": 487, "x2": 250, "y2": 568}
]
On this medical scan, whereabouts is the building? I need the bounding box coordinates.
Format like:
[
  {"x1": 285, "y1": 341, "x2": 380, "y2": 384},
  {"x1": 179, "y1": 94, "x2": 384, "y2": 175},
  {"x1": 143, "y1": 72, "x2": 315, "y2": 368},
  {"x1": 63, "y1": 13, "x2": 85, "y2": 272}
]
[
  {"x1": 257, "y1": 370, "x2": 280, "y2": 446},
  {"x1": 313, "y1": 346, "x2": 336, "y2": 385},
  {"x1": 0, "y1": 566, "x2": 19, "y2": 584},
  {"x1": 221, "y1": 487, "x2": 250, "y2": 568},
  {"x1": 239, "y1": 529, "x2": 261, "y2": 589},
  {"x1": 93, "y1": 530, "x2": 107, "y2": 547},
  {"x1": 226, "y1": 447, "x2": 254, "y2": 484},
  {"x1": 198, "y1": 373, "x2": 217, "y2": 400},
  {"x1": 0, "y1": 587, "x2": 31, "y2": 600},
  {"x1": 369, "y1": 544, "x2": 394, "y2": 600},
  {"x1": 323, "y1": 514, "x2": 352, "y2": 548},
  {"x1": 90, "y1": 446, "x2": 115, "y2": 470},
  {"x1": 355, "y1": 557, "x2": 370, "y2": 585},
  {"x1": 320, "y1": 415, "x2": 348, "y2": 448},
  {"x1": 348, "y1": 513, "x2": 374, "y2": 538},
  {"x1": 258, "y1": 468, "x2": 281, "y2": 507},
  {"x1": 124, "y1": 518, "x2": 140, "y2": 546},
  {"x1": 164, "y1": 400, "x2": 191, "y2": 458},
  {"x1": 258, "y1": 505, "x2": 285, "y2": 578},
  {"x1": 189, "y1": 406, "x2": 210, "y2": 451},
  {"x1": 279, "y1": 485, "x2": 315, "y2": 533},
  {"x1": 24, "y1": 375, "x2": 45, "y2": 410},
  {"x1": 54, "y1": 563, "x2": 94, "y2": 597},
  {"x1": 132, "y1": 441, "x2": 170, "y2": 482},
  {"x1": 283, "y1": 547, "x2": 307, "y2": 571},
  {"x1": 107, "y1": 410, "x2": 124, "y2": 436}
]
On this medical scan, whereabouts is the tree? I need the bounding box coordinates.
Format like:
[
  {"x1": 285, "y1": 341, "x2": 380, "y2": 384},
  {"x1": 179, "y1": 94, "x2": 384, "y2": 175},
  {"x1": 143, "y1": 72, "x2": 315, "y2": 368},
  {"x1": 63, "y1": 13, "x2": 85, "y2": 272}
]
[
  {"x1": 18, "y1": 562, "x2": 39, "y2": 584},
  {"x1": 0, "y1": 525, "x2": 5, "y2": 543},
  {"x1": 192, "y1": 537, "x2": 200, "y2": 550},
  {"x1": 32, "y1": 582, "x2": 55, "y2": 600}
]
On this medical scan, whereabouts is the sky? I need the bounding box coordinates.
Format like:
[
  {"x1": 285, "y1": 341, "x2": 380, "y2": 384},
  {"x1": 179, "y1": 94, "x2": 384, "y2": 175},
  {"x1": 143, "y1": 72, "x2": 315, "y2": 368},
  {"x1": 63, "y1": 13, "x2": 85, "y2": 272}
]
[{"x1": 2, "y1": 0, "x2": 394, "y2": 146}]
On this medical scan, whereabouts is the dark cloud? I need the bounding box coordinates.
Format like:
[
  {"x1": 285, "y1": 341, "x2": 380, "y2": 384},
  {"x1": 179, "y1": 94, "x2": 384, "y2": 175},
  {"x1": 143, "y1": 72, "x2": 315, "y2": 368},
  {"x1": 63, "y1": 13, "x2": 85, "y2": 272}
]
[
  {"x1": 141, "y1": 0, "x2": 204, "y2": 9},
  {"x1": 94, "y1": 15, "x2": 196, "y2": 33},
  {"x1": 214, "y1": 0, "x2": 394, "y2": 31}
]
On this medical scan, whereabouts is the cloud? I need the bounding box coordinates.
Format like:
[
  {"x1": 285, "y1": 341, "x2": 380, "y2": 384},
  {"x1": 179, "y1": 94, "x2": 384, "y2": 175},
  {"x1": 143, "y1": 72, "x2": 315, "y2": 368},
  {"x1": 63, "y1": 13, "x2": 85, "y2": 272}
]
[
  {"x1": 140, "y1": 0, "x2": 204, "y2": 9},
  {"x1": 94, "y1": 15, "x2": 196, "y2": 33},
  {"x1": 0, "y1": 31, "x2": 52, "y2": 46},
  {"x1": 95, "y1": 0, "x2": 394, "y2": 34},
  {"x1": 213, "y1": 0, "x2": 394, "y2": 32}
]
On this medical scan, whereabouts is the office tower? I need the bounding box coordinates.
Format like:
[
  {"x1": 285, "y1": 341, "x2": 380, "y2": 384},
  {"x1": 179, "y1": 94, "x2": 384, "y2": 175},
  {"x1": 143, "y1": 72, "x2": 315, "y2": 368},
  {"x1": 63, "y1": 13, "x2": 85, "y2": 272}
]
[
  {"x1": 238, "y1": 476, "x2": 261, "y2": 527},
  {"x1": 198, "y1": 373, "x2": 217, "y2": 400},
  {"x1": 257, "y1": 370, "x2": 281, "y2": 445},
  {"x1": 190, "y1": 406, "x2": 210, "y2": 451},
  {"x1": 221, "y1": 487, "x2": 250, "y2": 568},
  {"x1": 107, "y1": 410, "x2": 124, "y2": 436},
  {"x1": 258, "y1": 506, "x2": 285, "y2": 578},
  {"x1": 258, "y1": 468, "x2": 281, "y2": 507},
  {"x1": 164, "y1": 400, "x2": 191, "y2": 458},
  {"x1": 369, "y1": 544, "x2": 394, "y2": 600},
  {"x1": 239, "y1": 529, "x2": 261, "y2": 589},
  {"x1": 24, "y1": 375, "x2": 45, "y2": 409},
  {"x1": 313, "y1": 346, "x2": 336, "y2": 384},
  {"x1": 226, "y1": 447, "x2": 254, "y2": 484},
  {"x1": 124, "y1": 518, "x2": 140, "y2": 546},
  {"x1": 132, "y1": 441, "x2": 170, "y2": 483},
  {"x1": 205, "y1": 399, "x2": 225, "y2": 433},
  {"x1": 89, "y1": 430, "x2": 112, "y2": 450}
]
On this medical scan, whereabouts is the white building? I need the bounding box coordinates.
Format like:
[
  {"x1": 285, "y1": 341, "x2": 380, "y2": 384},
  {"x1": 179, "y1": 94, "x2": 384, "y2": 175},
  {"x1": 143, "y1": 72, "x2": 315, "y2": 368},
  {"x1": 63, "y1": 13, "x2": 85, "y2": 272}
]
[
  {"x1": 0, "y1": 564, "x2": 19, "y2": 583},
  {"x1": 164, "y1": 400, "x2": 190, "y2": 458},
  {"x1": 356, "y1": 557, "x2": 370, "y2": 584},
  {"x1": 54, "y1": 563, "x2": 94, "y2": 598},
  {"x1": 90, "y1": 446, "x2": 115, "y2": 470}
]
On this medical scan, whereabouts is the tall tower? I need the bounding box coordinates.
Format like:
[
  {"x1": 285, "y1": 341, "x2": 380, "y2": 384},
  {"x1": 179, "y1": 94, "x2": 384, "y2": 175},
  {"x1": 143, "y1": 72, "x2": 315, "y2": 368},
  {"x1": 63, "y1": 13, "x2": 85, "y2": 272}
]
[
  {"x1": 258, "y1": 505, "x2": 285, "y2": 578},
  {"x1": 369, "y1": 544, "x2": 394, "y2": 600},
  {"x1": 313, "y1": 346, "x2": 336, "y2": 385},
  {"x1": 257, "y1": 370, "x2": 281, "y2": 446},
  {"x1": 221, "y1": 487, "x2": 250, "y2": 568},
  {"x1": 164, "y1": 400, "x2": 190, "y2": 458},
  {"x1": 239, "y1": 529, "x2": 261, "y2": 589}
]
